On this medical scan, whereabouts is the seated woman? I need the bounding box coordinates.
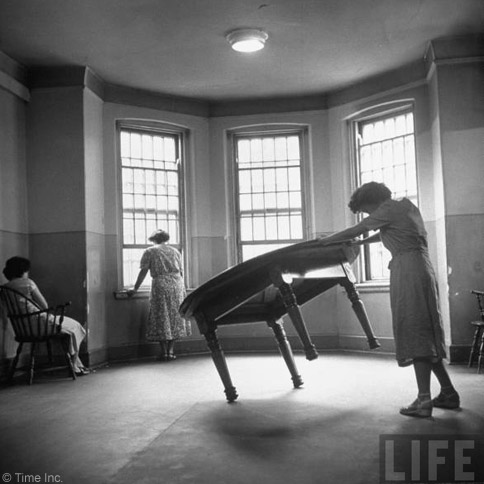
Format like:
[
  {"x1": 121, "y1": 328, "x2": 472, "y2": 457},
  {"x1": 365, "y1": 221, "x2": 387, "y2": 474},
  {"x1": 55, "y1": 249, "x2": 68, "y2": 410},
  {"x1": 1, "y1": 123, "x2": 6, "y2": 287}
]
[{"x1": 2, "y1": 256, "x2": 90, "y2": 376}]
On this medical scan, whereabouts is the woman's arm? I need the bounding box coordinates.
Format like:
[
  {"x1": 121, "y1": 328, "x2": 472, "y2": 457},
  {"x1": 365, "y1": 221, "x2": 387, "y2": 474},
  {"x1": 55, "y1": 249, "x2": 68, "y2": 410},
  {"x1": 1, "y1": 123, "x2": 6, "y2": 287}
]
[
  {"x1": 127, "y1": 268, "x2": 149, "y2": 296},
  {"x1": 351, "y1": 232, "x2": 381, "y2": 246},
  {"x1": 318, "y1": 222, "x2": 369, "y2": 246},
  {"x1": 30, "y1": 283, "x2": 49, "y2": 309}
]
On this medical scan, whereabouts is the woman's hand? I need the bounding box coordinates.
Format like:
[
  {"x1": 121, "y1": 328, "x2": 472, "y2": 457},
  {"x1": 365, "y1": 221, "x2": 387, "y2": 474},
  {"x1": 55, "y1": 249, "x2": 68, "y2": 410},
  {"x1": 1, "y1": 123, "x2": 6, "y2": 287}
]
[
  {"x1": 318, "y1": 237, "x2": 331, "y2": 246},
  {"x1": 318, "y1": 236, "x2": 358, "y2": 247},
  {"x1": 346, "y1": 238, "x2": 364, "y2": 246}
]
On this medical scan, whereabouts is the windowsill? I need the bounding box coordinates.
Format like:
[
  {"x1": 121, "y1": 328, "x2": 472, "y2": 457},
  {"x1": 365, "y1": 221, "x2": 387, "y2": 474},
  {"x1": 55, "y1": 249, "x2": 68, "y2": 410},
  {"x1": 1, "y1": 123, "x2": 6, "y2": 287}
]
[
  {"x1": 113, "y1": 287, "x2": 194, "y2": 300},
  {"x1": 114, "y1": 283, "x2": 387, "y2": 300},
  {"x1": 355, "y1": 281, "x2": 390, "y2": 293},
  {"x1": 113, "y1": 289, "x2": 150, "y2": 300}
]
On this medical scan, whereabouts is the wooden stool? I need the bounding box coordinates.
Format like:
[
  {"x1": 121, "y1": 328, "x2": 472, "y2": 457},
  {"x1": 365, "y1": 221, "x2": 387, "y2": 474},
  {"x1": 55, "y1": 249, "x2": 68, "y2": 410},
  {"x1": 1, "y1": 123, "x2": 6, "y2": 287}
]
[{"x1": 468, "y1": 290, "x2": 484, "y2": 373}]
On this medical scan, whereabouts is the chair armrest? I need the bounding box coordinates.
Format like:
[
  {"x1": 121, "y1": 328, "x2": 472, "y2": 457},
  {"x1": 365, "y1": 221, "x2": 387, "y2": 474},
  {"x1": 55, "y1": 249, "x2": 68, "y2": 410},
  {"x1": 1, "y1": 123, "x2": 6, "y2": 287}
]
[
  {"x1": 23, "y1": 307, "x2": 57, "y2": 317},
  {"x1": 26, "y1": 301, "x2": 71, "y2": 317},
  {"x1": 54, "y1": 301, "x2": 72, "y2": 312}
]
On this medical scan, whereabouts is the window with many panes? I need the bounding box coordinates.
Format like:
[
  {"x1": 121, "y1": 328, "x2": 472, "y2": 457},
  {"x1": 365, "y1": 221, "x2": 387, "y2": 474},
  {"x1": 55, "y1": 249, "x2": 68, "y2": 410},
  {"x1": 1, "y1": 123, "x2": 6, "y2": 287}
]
[
  {"x1": 234, "y1": 131, "x2": 306, "y2": 262},
  {"x1": 119, "y1": 125, "x2": 184, "y2": 287},
  {"x1": 354, "y1": 108, "x2": 418, "y2": 281}
]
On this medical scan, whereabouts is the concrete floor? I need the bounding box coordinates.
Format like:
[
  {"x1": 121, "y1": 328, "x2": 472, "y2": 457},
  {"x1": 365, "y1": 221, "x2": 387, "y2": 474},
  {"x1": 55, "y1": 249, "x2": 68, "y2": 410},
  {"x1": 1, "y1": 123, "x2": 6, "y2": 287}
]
[{"x1": 0, "y1": 352, "x2": 483, "y2": 484}]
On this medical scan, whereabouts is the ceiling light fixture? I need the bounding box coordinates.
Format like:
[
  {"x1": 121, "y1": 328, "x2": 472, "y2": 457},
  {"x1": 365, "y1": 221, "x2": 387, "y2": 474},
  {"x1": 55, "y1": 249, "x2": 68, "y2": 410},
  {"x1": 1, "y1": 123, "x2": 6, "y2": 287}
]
[{"x1": 226, "y1": 28, "x2": 268, "y2": 53}]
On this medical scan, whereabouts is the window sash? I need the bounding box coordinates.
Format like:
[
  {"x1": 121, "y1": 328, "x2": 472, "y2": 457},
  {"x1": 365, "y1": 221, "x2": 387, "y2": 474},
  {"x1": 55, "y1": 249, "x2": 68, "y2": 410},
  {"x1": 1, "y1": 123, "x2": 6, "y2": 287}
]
[
  {"x1": 119, "y1": 126, "x2": 183, "y2": 287},
  {"x1": 354, "y1": 109, "x2": 418, "y2": 282},
  {"x1": 234, "y1": 132, "x2": 306, "y2": 262}
]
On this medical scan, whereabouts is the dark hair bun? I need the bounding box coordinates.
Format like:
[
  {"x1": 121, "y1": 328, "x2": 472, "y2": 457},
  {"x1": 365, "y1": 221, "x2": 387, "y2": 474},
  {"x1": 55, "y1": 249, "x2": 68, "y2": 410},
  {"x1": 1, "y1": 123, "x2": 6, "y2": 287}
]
[
  {"x1": 348, "y1": 182, "x2": 392, "y2": 213},
  {"x1": 3, "y1": 256, "x2": 31, "y2": 281},
  {"x1": 148, "y1": 230, "x2": 170, "y2": 244}
]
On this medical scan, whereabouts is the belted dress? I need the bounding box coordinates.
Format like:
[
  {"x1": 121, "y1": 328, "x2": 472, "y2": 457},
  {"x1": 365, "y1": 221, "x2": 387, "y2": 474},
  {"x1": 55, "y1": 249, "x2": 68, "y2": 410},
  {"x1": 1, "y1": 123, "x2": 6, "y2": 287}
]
[{"x1": 357, "y1": 198, "x2": 447, "y2": 367}]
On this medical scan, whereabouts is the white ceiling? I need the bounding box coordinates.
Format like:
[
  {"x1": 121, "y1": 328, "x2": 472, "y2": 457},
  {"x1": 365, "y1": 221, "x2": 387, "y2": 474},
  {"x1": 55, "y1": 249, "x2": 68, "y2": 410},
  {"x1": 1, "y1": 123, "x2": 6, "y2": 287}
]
[{"x1": 0, "y1": 0, "x2": 483, "y2": 102}]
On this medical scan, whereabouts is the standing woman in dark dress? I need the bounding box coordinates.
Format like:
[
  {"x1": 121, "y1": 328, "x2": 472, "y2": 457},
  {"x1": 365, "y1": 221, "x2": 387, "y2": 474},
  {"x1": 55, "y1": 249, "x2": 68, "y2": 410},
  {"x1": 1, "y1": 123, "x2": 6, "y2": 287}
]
[
  {"x1": 319, "y1": 182, "x2": 459, "y2": 418},
  {"x1": 128, "y1": 230, "x2": 191, "y2": 361}
]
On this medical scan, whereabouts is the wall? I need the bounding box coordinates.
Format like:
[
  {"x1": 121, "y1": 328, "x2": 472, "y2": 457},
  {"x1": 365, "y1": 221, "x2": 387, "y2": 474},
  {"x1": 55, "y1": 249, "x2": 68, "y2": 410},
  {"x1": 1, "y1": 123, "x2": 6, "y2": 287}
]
[
  {"x1": 0, "y1": 66, "x2": 29, "y2": 366},
  {"x1": 84, "y1": 88, "x2": 107, "y2": 356},
  {"x1": 325, "y1": 81, "x2": 446, "y2": 353},
  {"x1": 208, "y1": 109, "x2": 345, "y2": 349},
  {"x1": 102, "y1": 102, "x2": 211, "y2": 360},
  {"x1": 431, "y1": 58, "x2": 484, "y2": 360},
  {"x1": 26, "y1": 86, "x2": 87, "y2": 326},
  {"x1": 1, "y1": 35, "x2": 482, "y2": 373}
]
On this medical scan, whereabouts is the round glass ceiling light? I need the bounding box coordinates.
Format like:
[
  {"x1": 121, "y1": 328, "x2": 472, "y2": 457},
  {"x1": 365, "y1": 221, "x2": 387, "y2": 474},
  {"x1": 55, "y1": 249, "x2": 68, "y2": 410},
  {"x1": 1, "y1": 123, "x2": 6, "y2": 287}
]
[{"x1": 226, "y1": 29, "x2": 268, "y2": 53}]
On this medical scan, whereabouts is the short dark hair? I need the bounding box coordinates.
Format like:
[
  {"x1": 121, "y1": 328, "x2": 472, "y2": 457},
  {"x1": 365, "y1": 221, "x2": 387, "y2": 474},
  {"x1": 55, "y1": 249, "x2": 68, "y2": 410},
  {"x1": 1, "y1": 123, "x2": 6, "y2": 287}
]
[
  {"x1": 348, "y1": 182, "x2": 392, "y2": 213},
  {"x1": 3, "y1": 256, "x2": 31, "y2": 281},
  {"x1": 148, "y1": 230, "x2": 170, "y2": 244}
]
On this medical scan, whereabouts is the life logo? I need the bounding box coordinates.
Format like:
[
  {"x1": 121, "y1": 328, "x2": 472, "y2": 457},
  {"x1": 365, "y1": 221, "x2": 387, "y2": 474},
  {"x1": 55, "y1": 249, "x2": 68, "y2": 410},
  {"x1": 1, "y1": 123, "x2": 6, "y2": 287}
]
[{"x1": 380, "y1": 434, "x2": 484, "y2": 483}]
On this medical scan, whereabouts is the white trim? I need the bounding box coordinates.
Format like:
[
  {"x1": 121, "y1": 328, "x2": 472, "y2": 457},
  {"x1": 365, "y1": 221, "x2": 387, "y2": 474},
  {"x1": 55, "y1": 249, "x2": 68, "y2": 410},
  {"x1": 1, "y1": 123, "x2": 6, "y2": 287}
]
[{"x1": 0, "y1": 71, "x2": 30, "y2": 101}]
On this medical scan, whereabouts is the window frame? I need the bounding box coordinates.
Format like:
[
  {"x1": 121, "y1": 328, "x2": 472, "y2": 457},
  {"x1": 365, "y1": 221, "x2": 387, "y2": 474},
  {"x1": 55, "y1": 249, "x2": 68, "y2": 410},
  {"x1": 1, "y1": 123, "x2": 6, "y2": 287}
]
[
  {"x1": 116, "y1": 121, "x2": 187, "y2": 289},
  {"x1": 349, "y1": 102, "x2": 419, "y2": 285},
  {"x1": 230, "y1": 126, "x2": 310, "y2": 264}
]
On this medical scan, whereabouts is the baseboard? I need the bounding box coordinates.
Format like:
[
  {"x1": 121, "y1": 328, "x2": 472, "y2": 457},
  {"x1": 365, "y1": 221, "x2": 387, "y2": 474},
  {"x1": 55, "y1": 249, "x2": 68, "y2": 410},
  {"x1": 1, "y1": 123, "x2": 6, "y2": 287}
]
[
  {"x1": 86, "y1": 334, "x2": 362, "y2": 365},
  {"x1": 338, "y1": 334, "x2": 395, "y2": 354},
  {"x1": 0, "y1": 334, "x2": 399, "y2": 380},
  {"x1": 448, "y1": 344, "x2": 471, "y2": 364}
]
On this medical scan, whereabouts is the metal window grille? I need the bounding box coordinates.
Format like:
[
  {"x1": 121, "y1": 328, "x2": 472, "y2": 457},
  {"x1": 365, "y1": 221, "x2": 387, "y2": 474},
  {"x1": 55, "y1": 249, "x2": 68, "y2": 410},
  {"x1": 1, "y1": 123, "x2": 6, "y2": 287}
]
[
  {"x1": 120, "y1": 128, "x2": 182, "y2": 286},
  {"x1": 235, "y1": 133, "x2": 306, "y2": 262},
  {"x1": 356, "y1": 110, "x2": 418, "y2": 281}
]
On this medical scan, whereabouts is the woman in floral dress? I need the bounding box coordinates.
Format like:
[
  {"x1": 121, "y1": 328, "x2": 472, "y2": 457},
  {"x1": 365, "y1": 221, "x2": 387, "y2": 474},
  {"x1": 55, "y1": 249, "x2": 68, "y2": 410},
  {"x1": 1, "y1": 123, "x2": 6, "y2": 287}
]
[
  {"x1": 129, "y1": 230, "x2": 191, "y2": 361},
  {"x1": 319, "y1": 182, "x2": 459, "y2": 418}
]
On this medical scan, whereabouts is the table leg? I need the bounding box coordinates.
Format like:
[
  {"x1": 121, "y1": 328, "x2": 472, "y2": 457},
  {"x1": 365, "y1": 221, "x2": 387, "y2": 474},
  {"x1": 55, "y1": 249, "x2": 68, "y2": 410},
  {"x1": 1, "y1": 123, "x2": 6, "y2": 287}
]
[
  {"x1": 204, "y1": 329, "x2": 238, "y2": 402},
  {"x1": 267, "y1": 318, "x2": 303, "y2": 388},
  {"x1": 340, "y1": 279, "x2": 380, "y2": 349},
  {"x1": 270, "y1": 268, "x2": 318, "y2": 360}
]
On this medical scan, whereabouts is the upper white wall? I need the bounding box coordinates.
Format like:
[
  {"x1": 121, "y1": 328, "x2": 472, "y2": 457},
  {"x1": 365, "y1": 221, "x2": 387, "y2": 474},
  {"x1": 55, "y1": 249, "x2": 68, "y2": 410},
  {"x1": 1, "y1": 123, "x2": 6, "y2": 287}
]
[
  {"x1": 26, "y1": 87, "x2": 86, "y2": 234},
  {"x1": 209, "y1": 109, "x2": 330, "y2": 266},
  {"x1": 84, "y1": 88, "x2": 105, "y2": 234},
  {"x1": 327, "y1": 81, "x2": 437, "y2": 229},
  {"x1": 0, "y1": 87, "x2": 28, "y2": 235},
  {"x1": 102, "y1": 103, "x2": 210, "y2": 236},
  {"x1": 102, "y1": 102, "x2": 210, "y2": 289},
  {"x1": 438, "y1": 62, "x2": 484, "y2": 217}
]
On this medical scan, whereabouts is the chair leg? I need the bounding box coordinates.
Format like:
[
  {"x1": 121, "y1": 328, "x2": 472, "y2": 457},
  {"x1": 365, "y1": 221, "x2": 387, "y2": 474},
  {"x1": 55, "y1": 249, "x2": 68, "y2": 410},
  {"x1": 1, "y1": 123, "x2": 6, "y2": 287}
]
[
  {"x1": 47, "y1": 339, "x2": 53, "y2": 365},
  {"x1": 468, "y1": 327, "x2": 482, "y2": 368},
  {"x1": 477, "y1": 333, "x2": 484, "y2": 374},
  {"x1": 29, "y1": 342, "x2": 37, "y2": 385},
  {"x1": 8, "y1": 343, "x2": 23, "y2": 382}
]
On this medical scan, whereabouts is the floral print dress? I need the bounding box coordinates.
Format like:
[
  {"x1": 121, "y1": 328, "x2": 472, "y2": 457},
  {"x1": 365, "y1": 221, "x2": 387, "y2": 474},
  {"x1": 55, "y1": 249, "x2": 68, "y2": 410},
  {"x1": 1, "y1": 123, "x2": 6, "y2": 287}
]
[{"x1": 140, "y1": 244, "x2": 191, "y2": 341}]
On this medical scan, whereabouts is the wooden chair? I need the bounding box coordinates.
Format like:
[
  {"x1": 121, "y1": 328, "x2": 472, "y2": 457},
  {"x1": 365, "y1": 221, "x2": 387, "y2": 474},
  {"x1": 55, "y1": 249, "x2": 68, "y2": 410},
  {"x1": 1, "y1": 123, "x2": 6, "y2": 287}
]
[
  {"x1": 468, "y1": 289, "x2": 484, "y2": 373},
  {"x1": 0, "y1": 285, "x2": 76, "y2": 384}
]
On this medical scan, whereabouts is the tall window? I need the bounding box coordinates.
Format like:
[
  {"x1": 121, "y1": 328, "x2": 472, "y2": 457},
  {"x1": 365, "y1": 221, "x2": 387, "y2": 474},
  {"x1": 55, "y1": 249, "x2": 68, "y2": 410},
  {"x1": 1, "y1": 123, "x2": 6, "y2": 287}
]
[
  {"x1": 355, "y1": 109, "x2": 418, "y2": 281},
  {"x1": 234, "y1": 131, "x2": 306, "y2": 261},
  {"x1": 119, "y1": 126, "x2": 184, "y2": 287}
]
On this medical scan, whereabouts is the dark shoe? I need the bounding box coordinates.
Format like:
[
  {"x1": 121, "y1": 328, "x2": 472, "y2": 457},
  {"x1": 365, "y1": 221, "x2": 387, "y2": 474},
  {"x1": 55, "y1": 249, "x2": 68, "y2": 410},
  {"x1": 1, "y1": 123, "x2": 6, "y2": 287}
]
[
  {"x1": 75, "y1": 367, "x2": 92, "y2": 376},
  {"x1": 157, "y1": 354, "x2": 169, "y2": 362},
  {"x1": 167, "y1": 353, "x2": 177, "y2": 361},
  {"x1": 432, "y1": 391, "x2": 460, "y2": 409},
  {"x1": 400, "y1": 398, "x2": 433, "y2": 418}
]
